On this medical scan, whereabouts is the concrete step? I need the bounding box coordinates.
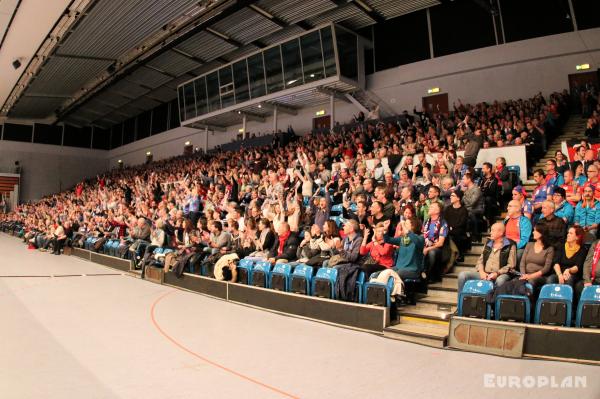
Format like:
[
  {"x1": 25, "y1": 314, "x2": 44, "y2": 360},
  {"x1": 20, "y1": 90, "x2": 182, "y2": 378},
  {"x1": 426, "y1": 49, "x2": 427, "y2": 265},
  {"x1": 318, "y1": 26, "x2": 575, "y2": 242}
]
[
  {"x1": 384, "y1": 323, "x2": 448, "y2": 348},
  {"x1": 429, "y1": 280, "x2": 458, "y2": 292},
  {"x1": 398, "y1": 307, "x2": 451, "y2": 327},
  {"x1": 453, "y1": 264, "x2": 475, "y2": 274},
  {"x1": 457, "y1": 253, "x2": 479, "y2": 266}
]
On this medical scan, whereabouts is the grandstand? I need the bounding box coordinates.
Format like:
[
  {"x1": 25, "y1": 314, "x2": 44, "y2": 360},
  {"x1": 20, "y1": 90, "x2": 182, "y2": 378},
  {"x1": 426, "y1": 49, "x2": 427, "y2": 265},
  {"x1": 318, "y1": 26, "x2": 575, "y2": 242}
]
[{"x1": 1, "y1": 1, "x2": 600, "y2": 398}]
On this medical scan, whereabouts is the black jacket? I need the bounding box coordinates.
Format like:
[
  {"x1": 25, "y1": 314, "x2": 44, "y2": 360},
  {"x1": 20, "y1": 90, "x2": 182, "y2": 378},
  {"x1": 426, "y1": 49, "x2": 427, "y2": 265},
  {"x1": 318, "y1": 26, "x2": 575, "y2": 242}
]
[{"x1": 269, "y1": 232, "x2": 300, "y2": 261}]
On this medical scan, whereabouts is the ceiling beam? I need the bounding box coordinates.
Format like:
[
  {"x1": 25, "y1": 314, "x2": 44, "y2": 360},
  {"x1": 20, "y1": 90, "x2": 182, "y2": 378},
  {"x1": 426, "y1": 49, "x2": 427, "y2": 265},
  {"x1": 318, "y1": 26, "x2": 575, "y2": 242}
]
[
  {"x1": 52, "y1": 53, "x2": 116, "y2": 63},
  {"x1": 264, "y1": 101, "x2": 298, "y2": 115},
  {"x1": 351, "y1": 0, "x2": 385, "y2": 24}
]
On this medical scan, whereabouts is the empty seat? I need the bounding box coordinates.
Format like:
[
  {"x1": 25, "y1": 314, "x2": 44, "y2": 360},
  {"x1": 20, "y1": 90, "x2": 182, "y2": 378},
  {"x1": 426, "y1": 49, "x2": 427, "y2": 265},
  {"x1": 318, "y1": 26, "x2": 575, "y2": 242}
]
[
  {"x1": 312, "y1": 267, "x2": 338, "y2": 299},
  {"x1": 290, "y1": 264, "x2": 313, "y2": 295},
  {"x1": 458, "y1": 280, "x2": 493, "y2": 319},
  {"x1": 236, "y1": 258, "x2": 255, "y2": 285},
  {"x1": 363, "y1": 273, "x2": 394, "y2": 307},
  {"x1": 355, "y1": 271, "x2": 366, "y2": 303},
  {"x1": 251, "y1": 261, "x2": 272, "y2": 288},
  {"x1": 331, "y1": 204, "x2": 343, "y2": 215},
  {"x1": 270, "y1": 263, "x2": 292, "y2": 292},
  {"x1": 494, "y1": 283, "x2": 533, "y2": 323},
  {"x1": 534, "y1": 284, "x2": 573, "y2": 327},
  {"x1": 576, "y1": 285, "x2": 600, "y2": 328}
]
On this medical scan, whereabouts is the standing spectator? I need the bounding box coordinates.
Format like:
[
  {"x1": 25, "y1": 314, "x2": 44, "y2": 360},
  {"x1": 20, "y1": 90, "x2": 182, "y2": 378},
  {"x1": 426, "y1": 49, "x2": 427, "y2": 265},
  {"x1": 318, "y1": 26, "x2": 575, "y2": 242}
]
[
  {"x1": 422, "y1": 202, "x2": 449, "y2": 283},
  {"x1": 479, "y1": 162, "x2": 499, "y2": 225},
  {"x1": 462, "y1": 172, "x2": 484, "y2": 242},
  {"x1": 444, "y1": 190, "x2": 469, "y2": 262},
  {"x1": 531, "y1": 169, "x2": 552, "y2": 222},
  {"x1": 383, "y1": 217, "x2": 424, "y2": 280}
]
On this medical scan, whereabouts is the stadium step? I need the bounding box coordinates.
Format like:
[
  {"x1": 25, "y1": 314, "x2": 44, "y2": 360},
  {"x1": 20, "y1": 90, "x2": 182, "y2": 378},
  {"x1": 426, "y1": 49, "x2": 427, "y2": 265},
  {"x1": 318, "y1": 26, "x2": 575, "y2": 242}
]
[{"x1": 383, "y1": 322, "x2": 448, "y2": 348}]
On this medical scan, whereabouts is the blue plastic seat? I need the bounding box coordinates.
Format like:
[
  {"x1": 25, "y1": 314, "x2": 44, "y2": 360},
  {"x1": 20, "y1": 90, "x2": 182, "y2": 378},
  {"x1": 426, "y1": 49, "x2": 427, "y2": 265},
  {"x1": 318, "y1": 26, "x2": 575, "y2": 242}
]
[
  {"x1": 251, "y1": 261, "x2": 272, "y2": 288},
  {"x1": 312, "y1": 267, "x2": 338, "y2": 299},
  {"x1": 534, "y1": 284, "x2": 573, "y2": 327},
  {"x1": 363, "y1": 273, "x2": 395, "y2": 307},
  {"x1": 290, "y1": 264, "x2": 313, "y2": 295},
  {"x1": 576, "y1": 285, "x2": 600, "y2": 328},
  {"x1": 355, "y1": 271, "x2": 366, "y2": 303},
  {"x1": 349, "y1": 203, "x2": 357, "y2": 213},
  {"x1": 270, "y1": 263, "x2": 292, "y2": 292},
  {"x1": 457, "y1": 280, "x2": 493, "y2": 319},
  {"x1": 329, "y1": 216, "x2": 346, "y2": 229},
  {"x1": 494, "y1": 283, "x2": 533, "y2": 323},
  {"x1": 331, "y1": 203, "x2": 343, "y2": 215},
  {"x1": 507, "y1": 165, "x2": 520, "y2": 177},
  {"x1": 236, "y1": 258, "x2": 255, "y2": 285}
]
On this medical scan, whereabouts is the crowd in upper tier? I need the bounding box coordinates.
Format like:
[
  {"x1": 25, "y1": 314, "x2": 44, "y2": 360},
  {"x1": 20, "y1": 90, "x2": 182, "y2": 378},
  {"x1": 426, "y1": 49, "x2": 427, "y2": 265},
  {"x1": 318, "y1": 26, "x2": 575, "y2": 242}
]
[{"x1": 2, "y1": 88, "x2": 600, "y2": 311}]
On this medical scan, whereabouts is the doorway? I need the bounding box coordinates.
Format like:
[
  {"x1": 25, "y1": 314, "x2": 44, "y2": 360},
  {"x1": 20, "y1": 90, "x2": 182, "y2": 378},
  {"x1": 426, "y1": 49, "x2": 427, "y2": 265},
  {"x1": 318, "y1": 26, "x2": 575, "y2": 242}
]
[
  {"x1": 312, "y1": 115, "x2": 331, "y2": 131},
  {"x1": 422, "y1": 93, "x2": 449, "y2": 116},
  {"x1": 568, "y1": 71, "x2": 599, "y2": 114}
]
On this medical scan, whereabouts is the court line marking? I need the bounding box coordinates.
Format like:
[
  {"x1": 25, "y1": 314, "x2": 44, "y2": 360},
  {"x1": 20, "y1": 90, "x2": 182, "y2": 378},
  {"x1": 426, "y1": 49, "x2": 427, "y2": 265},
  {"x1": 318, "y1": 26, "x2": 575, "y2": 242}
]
[{"x1": 150, "y1": 290, "x2": 300, "y2": 399}]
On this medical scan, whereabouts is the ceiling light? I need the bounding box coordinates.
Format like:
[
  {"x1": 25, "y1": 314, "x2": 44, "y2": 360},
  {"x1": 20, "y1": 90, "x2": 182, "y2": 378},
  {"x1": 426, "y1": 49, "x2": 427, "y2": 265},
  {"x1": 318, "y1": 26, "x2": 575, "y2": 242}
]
[
  {"x1": 146, "y1": 151, "x2": 152, "y2": 156},
  {"x1": 258, "y1": 104, "x2": 262, "y2": 108},
  {"x1": 184, "y1": 141, "x2": 191, "y2": 146}
]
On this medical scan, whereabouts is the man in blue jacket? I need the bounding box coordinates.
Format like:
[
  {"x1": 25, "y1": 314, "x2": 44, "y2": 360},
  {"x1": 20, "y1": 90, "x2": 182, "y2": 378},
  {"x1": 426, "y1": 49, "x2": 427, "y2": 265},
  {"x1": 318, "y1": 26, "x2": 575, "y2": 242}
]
[
  {"x1": 552, "y1": 187, "x2": 574, "y2": 225},
  {"x1": 574, "y1": 185, "x2": 600, "y2": 242}
]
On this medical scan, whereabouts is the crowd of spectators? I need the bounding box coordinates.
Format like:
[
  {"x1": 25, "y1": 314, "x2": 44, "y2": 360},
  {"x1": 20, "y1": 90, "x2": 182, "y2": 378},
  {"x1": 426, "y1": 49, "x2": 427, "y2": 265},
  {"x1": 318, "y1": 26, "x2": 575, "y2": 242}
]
[{"x1": 3, "y1": 89, "x2": 600, "y2": 316}]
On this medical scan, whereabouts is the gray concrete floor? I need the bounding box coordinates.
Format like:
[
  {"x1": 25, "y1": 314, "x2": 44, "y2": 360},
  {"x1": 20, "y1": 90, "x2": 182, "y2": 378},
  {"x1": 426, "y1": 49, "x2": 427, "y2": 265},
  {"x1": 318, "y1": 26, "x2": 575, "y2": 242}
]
[{"x1": 1, "y1": 234, "x2": 598, "y2": 399}]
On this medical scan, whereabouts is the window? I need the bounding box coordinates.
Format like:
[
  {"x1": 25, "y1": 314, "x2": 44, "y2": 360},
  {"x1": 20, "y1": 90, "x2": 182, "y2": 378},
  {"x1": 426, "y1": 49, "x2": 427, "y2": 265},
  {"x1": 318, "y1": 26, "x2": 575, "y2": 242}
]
[
  {"x1": 194, "y1": 77, "x2": 208, "y2": 116},
  {"x1": 183, "y1": 82, "x2": 196, "y2": 120},
  {"x1": 152, "y1": 103, "x2": 168, "y2": 135},
  {"x1": 336, "y1": 29, "x2": 358, "y2": 81},
  {"x1": 137, "y1": 111, "x2": 151, "y2": 140},
  {"x1": 320, "y1": 26, "x2": 337, "y2": 77},
  {"x1": 110, "y1": 124, "x2": 123, "y2": 149},
  {"x1": 64, "y1": 125, "x2": 92, "y2": 148},
  {"x1": 374, "y1": 11, "x2": 429, "y2": 71},
  {"x1": 92, "y1": 127, "x2": 110, "y2": 150},
  {"x1": 247, "y1": 53, "x2": 266, "y2": 99},
  {"x1": 3, "y1": 123, "x2": 32, "y2": 142},
  {"x1": 206, "y1": 71, "x2": 221, "y2": 112},
  {"x1": 33, "y1": 124, "x2": 62, "y2": 145},
  {"x1": 219, "y1": 66, "x2": 235, "y2": 109},
  {"x1": 123, "y1": 118, "x2": 136, "y2": 145},
  {"x1": 301, "y1": 30, "x2": 324, "y2": 83},
  {"x1": 233, "y1": 59, "x2": 250, "y2": 104},
  {"x1": 502, "y1": 0, "x2": 573, "y2": 42},
  {"x1": 263, "y1": 45, "x2": 284, "y2": 94},
  {"x1": 281, "y1": 38, "x2": 303, "y2": 88},
  {"x1": 177, "y1": 86, "x2": 186, "y2": 122},
  {"x1": 168, "y1": 99, "x2": 180, "y2": 130}
]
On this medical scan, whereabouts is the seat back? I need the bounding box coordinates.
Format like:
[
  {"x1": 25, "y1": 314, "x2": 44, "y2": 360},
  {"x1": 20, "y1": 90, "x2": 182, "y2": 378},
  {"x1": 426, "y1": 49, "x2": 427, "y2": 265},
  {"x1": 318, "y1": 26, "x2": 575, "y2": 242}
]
[
  {"x1": 535, "y1": 284, "x2": 573, "y2": 327},
  {"x1": 313, "y1": 267, "x2": 338, "y2": 299},
  {"x1": 494, "y1": 283, "x2": 532, "y2": 323},
  {"x1": 576, "y1": 286, "x2": 600, "y2": 328},
  {"x1": 252, "y1": 261, "x2": 272, "y2": 288},
  {"x1": 290, "y1": 264, "x2": 313, "y2": 295},
  {"x1": 270, "y1": 263, "x2": 292, "y2": 291},
  {"x1": 458, "y1": 280, "x2": 493, "y2": 318},
  {"x1": 364, "y1": 276, "x2": 394, "y2": 307},
  {"x1": 236, "y1": 258, "x2": 255, "y2": 285}
]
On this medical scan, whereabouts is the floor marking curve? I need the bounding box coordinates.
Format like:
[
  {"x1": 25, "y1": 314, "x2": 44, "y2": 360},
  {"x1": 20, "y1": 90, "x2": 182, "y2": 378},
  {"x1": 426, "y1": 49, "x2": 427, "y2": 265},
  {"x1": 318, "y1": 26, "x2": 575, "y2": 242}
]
[{"x1": 150, "y1": 290, "x2": 300, "y2": 399}]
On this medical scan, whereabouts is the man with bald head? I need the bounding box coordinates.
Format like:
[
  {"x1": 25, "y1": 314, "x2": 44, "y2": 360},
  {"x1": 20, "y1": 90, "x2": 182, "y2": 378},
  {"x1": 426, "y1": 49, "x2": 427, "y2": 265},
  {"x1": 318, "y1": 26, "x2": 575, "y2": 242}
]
[{"x1": 457, "y1": 222, "x2": 516, "y2": 293}]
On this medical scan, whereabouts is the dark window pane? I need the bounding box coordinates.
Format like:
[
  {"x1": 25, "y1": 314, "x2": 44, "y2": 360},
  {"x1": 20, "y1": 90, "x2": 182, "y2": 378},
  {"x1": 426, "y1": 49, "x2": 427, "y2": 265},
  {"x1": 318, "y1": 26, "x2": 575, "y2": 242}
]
[
  {"x1": 137, "y1": 111, "x2": 151, "y2": 140},
  {"x1": 169, "y1": 99, "x2": 180, "y2": 130},
  {"x1": 336, "y1": 28, "x2": 357, "y2": 80},
  {"x1": 572, "y1": 0, "x2": 600, "y2": 30},
  {"x1": 177, "y1": 86, "x2": 185, "y2": 123},
  {"x1": 110, "y1": 124, "x2": 123, "y2": 149},
  {"x1": 502, "y1": 0, "x2": 573, "y2": 42},
  {"x1": 264, "y1": 46, "x2": 284, "y2": 94},
  {"x1": 233, "y1": 59, "x2": 250, "y2": 104},
  {"x1": 152, "y1": 103, "x2": 168, "y2": 135},
  {"x1": 301, "y1": 31, "x2": 324, "y2": 83},
  {"x1": 248, "y1": 53, "x2": 266, "y2": 99},
  {"x1": 281, "y1": 38, "x2": 303, "y2": 88},
  {"x1": 431, "y1": 1, "x2": 496, "y2": 57},
  {"x1": 194, "y1": 77, "x2": 208, "y2": 116},
  {"x1": 374, "y1": 10, "x2": 429, "y2": 70},
  {"x1": 92, "y1": 127, "x2": 110, "y2": 150},
  {"x1": 320, "y1": 26, "x2": 337, "y2": 77},
  {"x1": 33, "y1": 124, "x2": 62, "y2": 145},
  {"x1": 123, "y1": 118, "x2": 136, "y2": 145},
  {"x1": 0, "y1": 125, "x2": 2, "y2": 140},
  {"x1": 219, "y1": 66, "x2": 235, "y2": 108},
  {"x1": 64, "y1": 125, "x2": 91, "y2": 148},
  {"x1": 183, "y1": 82, "x2": 196, "y2": 120},
  {"x1": 3, "y1": 123, "x2": 32, "y2": 142},
  {"x1": 206, "y1": 71, "x2": 221, "y2": 112}
]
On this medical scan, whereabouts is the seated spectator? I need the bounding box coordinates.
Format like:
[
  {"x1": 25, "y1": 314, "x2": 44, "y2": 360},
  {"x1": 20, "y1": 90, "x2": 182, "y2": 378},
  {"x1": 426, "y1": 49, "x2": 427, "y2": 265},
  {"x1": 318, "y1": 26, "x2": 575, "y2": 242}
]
[
  {"x1": 268, "y1": 222, "x2": 299, "y2": 264},
  {"x1": 330, "y1": 219, "x2": 362, "y2": 264},
  {"x1": 536, "y1": 200, "x2": 567, "y2": 252},
  {"x1": 549, "y1": 226, "x2": 585, "y2": 288},
  {"x1": 422, "y1": 202, "x2": 449, "y2": 283},
  {"x1": 297, "y1": 224, "x2": 325, "y2": 263},
  {"x1": 574, "y1": 163, "x2": 588, "y2": 186},
  {"x1": 512, "y1": 185, "x2": 533, "y2": 219},
  {"x1": 248, "y1": 218, "x2": 275, "y2": 258},
  {"x1": 457, "y1": 223, "x2": 516, "y2": 293},
  {"x1": 47, "y1": 221, "x2": 67, "y2": 255},
  {"x1": 561, "y1": 169, "x2": 582, "y2": 206},
  {"x1": 417, "y1": 185, "x2": 443, "y2": 222},
  {"x1": 503, "y1": 200, "x2": 532, "y2": 260},
  {"x1": 578, "y1": 239, "x2": 600, "y2": 299},
  {"x1": 551, "y1": 187, "x2": 574, "y2": 225},
  {"x1": 544, "y1": 159, "x2": 564, "y2": 187},
  {"x1": 207, "y1": 220, "x2": 232, "y2": 254},
  {"x1": 444, "y1": 190, "x2": 469, "y2": 261},
  {"x1": 574, "y1": 185, "x2": 600, "y2": 242},
  {"x1": 531, "y1": 169, "x2": 552, "y2": 222},
  {"x1": 359, "y1": 223, "x2": 395, "y2": 276},
  {"x1": 519, "y1": 224, "x2": 554, "y2": 295},
  {"x1": 383, "y1": 217, "x2": 424, "y2": 280},
  {"x1": 581, "y1": 165, "x2": 600, "y2": 200}
]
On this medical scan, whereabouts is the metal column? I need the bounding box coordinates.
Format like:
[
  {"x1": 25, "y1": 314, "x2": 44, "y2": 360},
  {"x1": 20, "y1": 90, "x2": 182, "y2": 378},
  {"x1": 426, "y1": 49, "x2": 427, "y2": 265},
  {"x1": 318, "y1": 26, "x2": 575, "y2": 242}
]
[
  {"x1": 204, "y1": 126, "x2": 208, "y2": 153},
  {"x1": 242, "y1": 114, "x2": 247, "y2": 139},
  {"x1": 273, "y1": 105, "x2": 278, "y2": 133},
  {"x1": 330, "y1": 94, "x2": 335, "y2": 129}
]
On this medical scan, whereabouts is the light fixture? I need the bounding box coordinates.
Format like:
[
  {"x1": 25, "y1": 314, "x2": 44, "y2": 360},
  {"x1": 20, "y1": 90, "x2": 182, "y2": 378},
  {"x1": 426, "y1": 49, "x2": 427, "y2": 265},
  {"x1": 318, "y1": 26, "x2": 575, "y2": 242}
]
[
  {"x1": 258, "y1": 104, "x2": 262, "y2": 108},
  {"x1": 576, "y1": 64, "x2": 590, "y2": 70},
  {"x1": 118, "y1": 160, "x2": 122, "y2": 163},
  {"x1": 287, "y1": 79, "x2": 298, "y2": 85},
  {"x1": 238, "y1": 128, "x2": 244, "y2": 133},
  {"x1": 427, "y1": 87, "x2": 440, "y2": 94},
  {"x1": 12, "y1": 59, "x2": 21, "y2": 69},
  {"x1": 184, "y1": 141, "x2": 191, "y2": 146},
  {"x1": 238, "y1": 110, "x2": 241, "y2": 114},
  {"x1": 146, "y1": 151, "x2": 151, "y2": 156},
  {"x1": 315, "y1": 110, "x2": 325, "y2": 116},
  {"x1": 310, "y1": 74, "x2": 315, "y2": 78}
]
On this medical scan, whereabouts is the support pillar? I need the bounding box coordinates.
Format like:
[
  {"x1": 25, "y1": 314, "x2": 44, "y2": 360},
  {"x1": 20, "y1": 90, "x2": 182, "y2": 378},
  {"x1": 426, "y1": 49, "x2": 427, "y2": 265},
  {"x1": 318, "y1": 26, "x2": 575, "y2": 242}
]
[
  {"x1": 273, "y1": 105, "x2": 278, "y2": 133},
  {"x1": 242, "y1": 114, "x2": 247, "y2": 140},
  {"x1": 330, "y1": 94, "x2": 335, "y2": 129},
  {"x1": 204, "y1": 126, "x2": 208, "y2": 153}
]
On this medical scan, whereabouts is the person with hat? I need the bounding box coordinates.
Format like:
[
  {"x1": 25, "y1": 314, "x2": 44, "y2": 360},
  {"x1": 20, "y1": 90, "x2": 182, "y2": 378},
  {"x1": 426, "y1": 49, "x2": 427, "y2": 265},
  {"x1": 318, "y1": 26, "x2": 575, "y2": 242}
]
[
  {"x1": 552, "y1": 186, "x2": 574, "y2": 224},
  {"x1": 512, "y1": 185, "x2": 533, "y2": 220}
]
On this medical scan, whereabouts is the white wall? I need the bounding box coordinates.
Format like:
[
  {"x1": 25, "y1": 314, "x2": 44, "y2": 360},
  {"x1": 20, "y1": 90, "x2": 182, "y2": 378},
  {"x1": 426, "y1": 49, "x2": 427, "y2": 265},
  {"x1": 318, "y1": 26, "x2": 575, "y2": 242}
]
[
  {"x1": 368, "y1": 28, "x2": 600, "y2": 112},
  {"x1": 0, "y1": 141, "x2": 108, "y2": 201}
]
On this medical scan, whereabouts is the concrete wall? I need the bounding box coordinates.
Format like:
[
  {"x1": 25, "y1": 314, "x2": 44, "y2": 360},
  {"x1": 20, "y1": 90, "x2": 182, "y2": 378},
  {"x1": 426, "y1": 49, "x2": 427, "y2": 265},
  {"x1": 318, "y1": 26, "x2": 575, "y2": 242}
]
[{"x1": 0, "y1": 141, "x2": 108, "y2": 202}]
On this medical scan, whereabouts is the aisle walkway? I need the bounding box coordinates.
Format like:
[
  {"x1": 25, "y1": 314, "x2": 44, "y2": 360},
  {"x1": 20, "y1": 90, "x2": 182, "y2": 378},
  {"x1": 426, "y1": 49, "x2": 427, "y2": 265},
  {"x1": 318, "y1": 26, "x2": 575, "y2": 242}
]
[{"x1": 1, "y1": 234, "x2": 598, "y2": 399}]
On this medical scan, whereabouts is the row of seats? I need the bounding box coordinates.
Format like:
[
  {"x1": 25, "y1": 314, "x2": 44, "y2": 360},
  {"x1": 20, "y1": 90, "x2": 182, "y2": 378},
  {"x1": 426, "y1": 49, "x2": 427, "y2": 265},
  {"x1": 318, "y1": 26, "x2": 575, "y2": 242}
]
[
  {"x1": 237, "y1": 258, "x2": 396, "y2": 306},
  {"x1": 457, "y1": 280, "x2": 600, "y2": 328}
]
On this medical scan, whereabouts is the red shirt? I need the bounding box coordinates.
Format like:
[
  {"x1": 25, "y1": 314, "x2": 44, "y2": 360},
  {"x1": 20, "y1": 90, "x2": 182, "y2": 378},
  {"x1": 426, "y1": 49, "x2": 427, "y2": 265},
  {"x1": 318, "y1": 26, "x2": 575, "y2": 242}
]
[
  {"x1": 561, "y1": 182, "x2": 581, "y2": 206},
  {"x1": 505, "y1": 217, "x2": 520, "y2": 243},
  {"x1": 359, "y1": 241, "x2": 395, "y2": 268}
]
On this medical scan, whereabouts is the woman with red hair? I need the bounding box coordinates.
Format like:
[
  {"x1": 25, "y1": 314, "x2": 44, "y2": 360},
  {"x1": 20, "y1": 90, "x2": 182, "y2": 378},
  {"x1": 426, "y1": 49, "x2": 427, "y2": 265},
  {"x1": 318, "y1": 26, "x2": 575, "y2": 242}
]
[{"x1": 549, "y1": 226, "x2": 585, "y2": 288}]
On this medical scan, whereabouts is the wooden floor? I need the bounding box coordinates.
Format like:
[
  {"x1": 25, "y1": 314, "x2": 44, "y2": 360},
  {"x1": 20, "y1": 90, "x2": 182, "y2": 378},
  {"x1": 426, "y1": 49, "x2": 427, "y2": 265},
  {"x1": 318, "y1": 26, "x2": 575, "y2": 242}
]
[{"x1": 1, "y1": 234, "x2": 599, "y2": 399}]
